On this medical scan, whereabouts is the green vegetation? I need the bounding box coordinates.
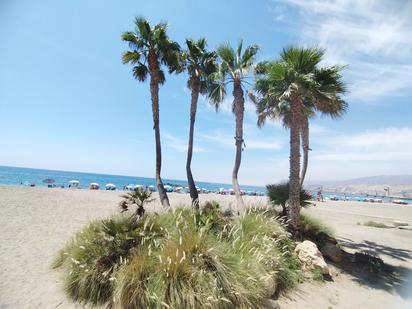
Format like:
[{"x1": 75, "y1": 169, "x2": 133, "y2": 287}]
[
  {"x1": 267, "y1": 182, "x2": 312, "y2": 217},
  {"x1": 182, "y1": 38, "x2": 218, "y2": 208},
  {"x1": 119, "y1": 189, "x2": 154, "y2": 218},
  {"x1": 299, "y1": 213, "x2": 335, "y2": 246},
  {"x1": 207, "y1": 41, "x2": 259, "y2": 212},
  {"x1": 120, "y1": 16, "x2": 348, "y2": 235},
  {"x1": 363, "y1": 221, "x2": 391, "y2": 229},
  {"x1": 53, "y1": 203, "x2": 302, "y2": 308},
  {"x1": 311, "y1": 268, "x2": 325, "y2": 282},
  {"x1": 252, "y1": 47, "x2": 347, "y2": 236},
  {"x1": 121, "y1": 17, "x2": 181, "y2": 208}
]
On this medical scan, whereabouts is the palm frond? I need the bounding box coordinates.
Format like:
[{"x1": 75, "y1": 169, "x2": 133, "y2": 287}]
[
  {"x1": 158, "y1": 69, "x2": 166, "y2": 85},
  {"x1": 217, "y1": 43, "x2": 235, "y2": 68},
  {"x1": 207, "y1": 78, "x2": 227, "y2": 109},
  {"x1": 134, "y1": 17, "x2": 152, "y2": 41},
  {"x1": 281, "y1": 46, "x2": 324, "y2": 74},
  {"x1": 122, "y1": 51, "x2": 141, "y2": 65},
  {"x1": 241, "y1": 44, "x2": 259, "y2": 68},
  {"x1": 252, "y1": 46, "x2": 347, "y2": 129},
  {"x1": 132, "y1": 63, "x2": 149, "y2": 82}
]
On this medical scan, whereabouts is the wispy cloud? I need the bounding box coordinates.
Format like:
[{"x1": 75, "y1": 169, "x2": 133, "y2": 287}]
[
  {"x1": 274, "y1": 0, "x2": 412, "y2": 102},
  {"x1": 202, "y1": 96, "x2": 257, "y2": 117},
  {"x1": 198, "y1": 130, "x2": 283, "y2": 150},
  {"x1": 163, "y1": 132, "x2": 207, "y2": 153},
  {"x1": 307, "y1": 127, "x2": 412, "y2": 180}
]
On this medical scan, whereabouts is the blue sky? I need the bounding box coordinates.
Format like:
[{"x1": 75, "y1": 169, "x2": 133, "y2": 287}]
[{"x1": 1, "y1": 0, "x2": 412, "y2": 186}]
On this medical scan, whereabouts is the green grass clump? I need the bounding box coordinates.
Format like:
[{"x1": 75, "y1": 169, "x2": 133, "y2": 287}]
[
  {"x1": 299, "y1": 213, "x2": 334, "y2": 246},
  {"x1": 53, "y1": 203, "x2": 302, "y2": 308},
  {"x1": 311, "y1": 268, "x2": 324, "y2": 282},
  {"x1": 363, "y1": 221, "x2": 390, "y2": 229},
  {"x1": 52, "y1": 215, "x2": 165, "y2": 306},
  {"x1": 245, "y1": 209, "x2": 303, "y2": 292}
]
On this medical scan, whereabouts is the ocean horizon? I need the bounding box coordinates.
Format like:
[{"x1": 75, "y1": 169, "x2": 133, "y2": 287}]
[{"x1": 0, "y1": 165, "x2": 266, "y2": 193}]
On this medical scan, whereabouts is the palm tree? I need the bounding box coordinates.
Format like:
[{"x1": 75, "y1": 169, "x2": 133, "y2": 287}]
[
  {"x1": 182, "y1": 38, "x2": 218, "y2": 208},
  {"x1": 121, "y1": 17, "x2": 181, "y2": 207},
  {"x1": 252, "y1": 47, "x2": 347, "y2": 237},
  {"x1": 300, "y1": 114, "x2": 310, "y2": 187},
  {"x1": 119, "y1": 189, "x2": 154, "y2": 219},
  {"x1": 208, "y1": 41, "x2": 259, "y2": 213},
  {"x1": 251, "y1": 93, "x2": 314, "y2": 187}
]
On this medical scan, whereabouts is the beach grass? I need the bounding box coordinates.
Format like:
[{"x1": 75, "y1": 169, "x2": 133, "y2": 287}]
[
  {"x1": 363, "y1": 221, "x2": 391, "y2": 229},
  {"x1": 299, "y1": 213, "x2": 335, "y2": 246},
  {"x1": 53, "y1": 203, "x2": 302, "y2": 308}
]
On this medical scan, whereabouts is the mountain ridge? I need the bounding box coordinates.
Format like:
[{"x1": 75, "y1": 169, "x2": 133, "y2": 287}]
[{"x1": 308, "y1": 175, "x2": 412, "y2": 186}]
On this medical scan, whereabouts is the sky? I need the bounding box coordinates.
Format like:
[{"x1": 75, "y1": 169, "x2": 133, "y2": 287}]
[{"x1": 1, "y1": 0, "x2": 412, "y2": 186}]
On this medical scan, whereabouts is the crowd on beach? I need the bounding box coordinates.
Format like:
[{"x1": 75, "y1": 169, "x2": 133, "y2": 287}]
[{"x1": 20, "y1": 179, "x2": 267, "y2": 197}]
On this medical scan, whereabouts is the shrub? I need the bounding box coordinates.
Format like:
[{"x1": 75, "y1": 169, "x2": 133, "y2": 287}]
[
  {"x1": 119, "y1": 189, "x2": 154, "y2": 218},
  {"x1": 266, "y1": 183, "x2": 312, "y2": 216},
  {"x1": 53, "y1": 205, "x2": 302, "y2": 308},
  {"x1": 363, "y1": 221, "x2": 390, "y2": 229},
  {"x1": 52, "y1": 215, "x2": 165, "y2": 306},
  {"x1": 243, "y1": 209, "x2": 303, "y2": 292},
  {"x1": 196, "y1": 201, "x2": 231, "y2": 234}
]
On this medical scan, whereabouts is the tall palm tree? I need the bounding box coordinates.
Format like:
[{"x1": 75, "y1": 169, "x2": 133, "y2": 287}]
[
  {"x1": 182, "y1": 38, "x2": 218, "y2": 208},
  {"x1": 300, "y1": 114, "x2": 310, "y2": 187},
  {"x1": 252, "y1": 47, "x2": 347, "y2": 237},
  {"x1": 121, "y1": 17, "x2": 181, "y2": 208},
  {"x1": 208, "y1": 41, "x2": 259, "y2": 213},
  {"x1": 251, "y1": 93, "x2": 315, "y2": 187}
]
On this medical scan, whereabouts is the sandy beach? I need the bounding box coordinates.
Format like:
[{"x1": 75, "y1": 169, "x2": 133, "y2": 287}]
[{"x1": 0, "y1": 185, "x2": 411, "y2": 308}]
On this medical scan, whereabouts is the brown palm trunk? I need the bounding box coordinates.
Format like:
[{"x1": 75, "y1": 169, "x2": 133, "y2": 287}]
[
  {"x1": 186, "y1": 77, "x2": 200, "y2": 208},
  {"x1": 232, "y1": 80, "x2": 245, "y2": 213},
  {"x1": 287, "y1": 96, "x2": 302, "y2": 237},
  {"x1": 300, "y1": 116, "x2": 309, "y2": 187},
  {"x1": 148, "y1": 50, "x2": 170, "y2": 207}
]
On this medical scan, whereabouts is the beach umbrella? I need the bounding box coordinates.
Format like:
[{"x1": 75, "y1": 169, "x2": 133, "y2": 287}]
[{"x1": 42, "y1": 178, "x2": 55, "y2": 184}]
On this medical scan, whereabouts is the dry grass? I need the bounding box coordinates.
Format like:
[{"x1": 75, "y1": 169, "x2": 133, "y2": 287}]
[{"x1": 53, "y1": 203, "x2": 302, "y2": 308}]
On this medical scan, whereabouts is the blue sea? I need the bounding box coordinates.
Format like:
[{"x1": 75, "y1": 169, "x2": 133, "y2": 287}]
[
  {"x1": 1, "y1": 166, "x2": 411, "y2": 204},
  {"x1": 0, "y1": 165, "x2": 266, "y2": 193}
]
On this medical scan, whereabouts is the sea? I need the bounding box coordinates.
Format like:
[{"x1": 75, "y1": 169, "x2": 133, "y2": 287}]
[
  {"x1": 0, "y1": 165, "x2": 266, "y2": 193},
  {"x1": 1, "y1": 165, "x2": 411, "y2": 204}
]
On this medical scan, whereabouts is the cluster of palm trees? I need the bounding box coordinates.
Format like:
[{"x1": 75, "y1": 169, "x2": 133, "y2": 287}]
[{"x1": 122, "y1": 17, "x2": 347, "y2": 235}]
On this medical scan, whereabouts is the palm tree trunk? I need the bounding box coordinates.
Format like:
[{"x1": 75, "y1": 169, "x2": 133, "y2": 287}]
[
  {"x1": 287, "y1": 96, "x2": 302, "y2": 237},
  {"x1": 186, "y1": 77, "x2": 200, "y2": 208},
  {"x1": 149, "y1": 51, "x2": 170, "y2": 208},
  {"x1": 232, "y1": 80, "x2": 245, "y2": 214},
  {"x1": 300, "y1": 116, "x2": 309, "y2": 187}
]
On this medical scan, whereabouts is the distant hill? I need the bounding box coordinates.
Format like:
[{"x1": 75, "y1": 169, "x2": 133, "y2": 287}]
[{"x1": 308, "y1": 175, "x2": 412, "y2": 186}]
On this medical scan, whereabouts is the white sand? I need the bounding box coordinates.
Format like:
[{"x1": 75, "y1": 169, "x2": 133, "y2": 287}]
[{"x1": 0, "y1": 186, "x2": 411, "y2": 308}]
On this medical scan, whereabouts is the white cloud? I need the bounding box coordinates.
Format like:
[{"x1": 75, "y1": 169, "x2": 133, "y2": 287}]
[
  {"x1": 163, "y1": 132, "x2": 207, "y2": 153},
  {"x1": 307, "y1": 127, "x2": 412, "y2": 180},
  {"x1": 275, "y1": 0, "x2": 412, "y2": 102},
  {"x1": 198, "y1": 130, "x2": 283, "y2": 150}
]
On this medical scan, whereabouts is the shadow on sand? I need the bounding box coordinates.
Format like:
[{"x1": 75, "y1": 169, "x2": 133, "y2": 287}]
[{"x1": 331, "y1": 236, "x2": 412, "y2": 300}]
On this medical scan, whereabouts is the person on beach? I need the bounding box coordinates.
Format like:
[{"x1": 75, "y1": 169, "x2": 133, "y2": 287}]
[{"x1": 317, "y1": 187, "x2": 324, "y2": 202}]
